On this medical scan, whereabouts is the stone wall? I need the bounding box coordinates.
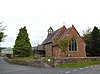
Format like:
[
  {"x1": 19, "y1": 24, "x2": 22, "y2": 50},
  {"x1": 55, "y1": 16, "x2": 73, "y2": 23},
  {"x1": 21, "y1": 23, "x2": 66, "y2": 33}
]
[
  {"x1": 54, "y1": 57, "x2": 100, "y2": 66},
  {"x1": 5, "y1": 57, "x2": 100, "y2": 67},
  {"x1": 5, "y1": 57, "x2": 45, "y2": 67}
]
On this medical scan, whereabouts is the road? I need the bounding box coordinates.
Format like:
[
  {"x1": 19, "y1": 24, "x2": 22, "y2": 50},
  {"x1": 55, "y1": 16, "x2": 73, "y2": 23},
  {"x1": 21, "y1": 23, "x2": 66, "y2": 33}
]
[{"x1": 0, "y1": 57, "x2": 100, "y2": 74}]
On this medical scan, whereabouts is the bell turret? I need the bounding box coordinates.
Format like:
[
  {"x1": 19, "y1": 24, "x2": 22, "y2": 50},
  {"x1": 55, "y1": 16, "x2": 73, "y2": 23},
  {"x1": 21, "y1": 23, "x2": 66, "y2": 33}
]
[{"x1": 48, "y1": 26, "x2": 54, "y2": 36}]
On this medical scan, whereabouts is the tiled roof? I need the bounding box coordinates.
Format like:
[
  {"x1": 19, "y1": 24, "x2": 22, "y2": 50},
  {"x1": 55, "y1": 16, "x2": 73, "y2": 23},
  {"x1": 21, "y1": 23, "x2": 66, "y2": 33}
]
[
  {"x1": 59, "y1": 27, "x2": 71, "y2": 39},
  {"x1": 42, "y1": 26, "x2": 72, "y2": 45},
  {"x1": 42, "y1": 29, "x2": 59, "y2": 44}
]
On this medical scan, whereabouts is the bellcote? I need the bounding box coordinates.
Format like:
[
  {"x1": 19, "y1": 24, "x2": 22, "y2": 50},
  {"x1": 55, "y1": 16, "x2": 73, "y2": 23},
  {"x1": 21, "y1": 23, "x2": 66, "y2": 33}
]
[{"x1": 48, "y1": 27, "x2": 54, "y2": 36}]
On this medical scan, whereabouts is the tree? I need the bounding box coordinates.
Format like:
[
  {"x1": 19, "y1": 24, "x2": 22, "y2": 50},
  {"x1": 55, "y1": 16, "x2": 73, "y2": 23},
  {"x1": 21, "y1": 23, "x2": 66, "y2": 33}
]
[
  {"x1": 56, "y1": 38, "x2": 69, "y2": 58},
  {"x1": 82, "y1": 28, "x2": 92, "y2": 56},
  {"x1": 0, "y1": 22, "x2": 7, "y2": 43},
  {"x1": 91, "y1": 26, "x2": 100, "y2": 56},
  {"x1": 13, "y1": 26, "x2": 32, "y2": 57},
  {"x1": 82, "y1": 26, "x2": 100, "y2": 56},
  {"x1": 0, "y1": 22, "x2": 7, "y2": 53}
]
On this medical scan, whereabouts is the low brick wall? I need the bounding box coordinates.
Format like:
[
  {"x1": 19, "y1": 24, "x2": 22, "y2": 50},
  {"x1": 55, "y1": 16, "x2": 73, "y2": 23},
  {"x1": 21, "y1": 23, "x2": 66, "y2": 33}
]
[{"x1": 5, "y1": 57, "x2": 100, "y2": 67}]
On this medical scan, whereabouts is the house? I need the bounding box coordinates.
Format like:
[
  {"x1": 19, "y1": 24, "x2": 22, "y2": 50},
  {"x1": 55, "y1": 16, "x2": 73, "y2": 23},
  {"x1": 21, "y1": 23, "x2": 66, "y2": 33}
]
[
  {"x1": 41, "y1": 25, "x2": 86, "y2": 58},
  {"x1": 1, "y1": 47, "x2": 13, "y2": 55},
  {"x1": 1, "y1": 47, "x2": 13, "y2": 58}
]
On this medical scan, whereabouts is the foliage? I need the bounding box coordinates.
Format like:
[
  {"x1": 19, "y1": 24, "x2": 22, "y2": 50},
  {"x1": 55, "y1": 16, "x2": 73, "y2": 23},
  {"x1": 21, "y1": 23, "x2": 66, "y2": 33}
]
[
  {"x1": 56, "y1": 38, "x2": 69, "y2": 57},
  {"x1": 82, "y1": 27, "x2": 92, "y2": 43},
  {"x1": 0, "y1": 22, "x2": 7, "y2": 43},
  {"x1": 82, "y1": 26, "x2": 100, "y2": 56},
  {"x1": 82, "y1": 28, "x2": 92, "y2": 56},
  {"x1": 91, "y1": 26, "x2": 100, "y2": 56},
  {"x1": 0, "y1": 32, "x2": 4, "y2": 42},
  {"x1": 56, "y1": 61, "x2": 100, "y2": 68},
  {"x1": 13, "y1": 26, "x2": 32, "y2": 57},
  {"x1": 92, "y1": 26, "x2": 99, "y2": 39},
  {"x1": 0, "y1": 22, "x2": 7, "y2": 53}
]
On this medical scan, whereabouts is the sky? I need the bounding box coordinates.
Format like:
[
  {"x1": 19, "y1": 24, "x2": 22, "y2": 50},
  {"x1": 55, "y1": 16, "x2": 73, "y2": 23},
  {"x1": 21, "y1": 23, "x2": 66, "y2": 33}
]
[{"x1": 0, "y1": 0, "x2": 100, "y2": 48}]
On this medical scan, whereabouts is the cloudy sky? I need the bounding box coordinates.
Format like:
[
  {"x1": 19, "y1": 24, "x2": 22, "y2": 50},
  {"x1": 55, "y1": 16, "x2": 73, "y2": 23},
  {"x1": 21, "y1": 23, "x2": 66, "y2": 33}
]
[{"x1": 0, "y1": 0, "x2": 100, "y2": 47}]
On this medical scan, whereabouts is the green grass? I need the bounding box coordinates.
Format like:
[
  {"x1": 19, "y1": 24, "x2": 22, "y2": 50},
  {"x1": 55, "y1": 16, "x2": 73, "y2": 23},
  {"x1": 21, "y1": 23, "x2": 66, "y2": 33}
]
[
  {"x1": 56, "y1": 61, "x2": 100, "y2": 68},
  {"x1": 14, "y1": 56, "x2": 34, "y2": 61}
]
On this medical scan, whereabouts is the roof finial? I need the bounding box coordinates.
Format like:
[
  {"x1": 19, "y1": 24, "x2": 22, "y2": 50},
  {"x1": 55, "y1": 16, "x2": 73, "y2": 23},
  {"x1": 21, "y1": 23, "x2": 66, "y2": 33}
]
[
  {"x1": 63, "y1": 22, "x2": 65, "y2": 27},
  {"x1": 63, "y1": 22, "x2": 65, "y2": 25}
]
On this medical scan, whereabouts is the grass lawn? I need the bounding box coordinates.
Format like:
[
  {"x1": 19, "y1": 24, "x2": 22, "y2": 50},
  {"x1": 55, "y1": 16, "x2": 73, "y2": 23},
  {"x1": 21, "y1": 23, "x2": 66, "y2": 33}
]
[
  {"x1": 14, "y1": 56, "x2": 34, "y2": 61},
  {"x1": 56, "y1": 61, "x2": 100, "y2": 68}
]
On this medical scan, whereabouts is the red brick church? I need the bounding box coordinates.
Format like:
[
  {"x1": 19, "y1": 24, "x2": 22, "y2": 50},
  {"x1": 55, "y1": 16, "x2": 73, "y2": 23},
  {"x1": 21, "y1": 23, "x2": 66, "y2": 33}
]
[{"x1": 41, "y1": 25, "x2": 86, "y2": 58}]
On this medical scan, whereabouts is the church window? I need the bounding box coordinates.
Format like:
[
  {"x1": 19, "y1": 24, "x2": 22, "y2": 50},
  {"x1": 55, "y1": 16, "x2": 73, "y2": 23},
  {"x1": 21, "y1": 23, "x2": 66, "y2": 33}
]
[{"x1": 69, "y1": 38, "x2": 77, "y2": 51}]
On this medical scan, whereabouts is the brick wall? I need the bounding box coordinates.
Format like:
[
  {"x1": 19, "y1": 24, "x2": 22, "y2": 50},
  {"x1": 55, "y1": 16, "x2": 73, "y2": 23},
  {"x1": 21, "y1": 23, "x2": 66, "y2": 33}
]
[
  {"x1": 44, "y1": 25, "x2": 86, "y2": 58},
  {"x1": 65, "y1": 26, "x2": 86, "y2": 57},
  {"x1": 52, "y1": 26, "x2": 86, "y2": 58}
]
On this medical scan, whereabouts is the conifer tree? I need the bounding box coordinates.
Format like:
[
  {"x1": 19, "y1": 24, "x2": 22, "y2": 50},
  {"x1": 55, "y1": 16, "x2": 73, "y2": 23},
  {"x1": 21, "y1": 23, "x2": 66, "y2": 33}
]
[
  {"x1": 91, "y1": 26, "x2": 100, "y2": 56},
  {"x1": 82, "y1": 28, "x2": 92, "y2": 56},
  {"x1": 13, "y1": 26, "x2": 32, "y2": 57}
]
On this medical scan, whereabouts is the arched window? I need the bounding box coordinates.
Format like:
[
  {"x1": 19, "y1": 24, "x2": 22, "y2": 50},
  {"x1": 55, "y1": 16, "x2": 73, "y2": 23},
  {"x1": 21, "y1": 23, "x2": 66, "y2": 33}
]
[{"x1": 69, "y1": 38, "x2": 77, "y2": 51}]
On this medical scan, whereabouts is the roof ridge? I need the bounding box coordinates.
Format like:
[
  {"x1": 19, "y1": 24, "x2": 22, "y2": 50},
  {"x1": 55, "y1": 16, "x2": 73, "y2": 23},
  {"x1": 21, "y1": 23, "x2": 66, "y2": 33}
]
[{"x1": 42, "y1": 26, "x2": 67, "y2": 45}]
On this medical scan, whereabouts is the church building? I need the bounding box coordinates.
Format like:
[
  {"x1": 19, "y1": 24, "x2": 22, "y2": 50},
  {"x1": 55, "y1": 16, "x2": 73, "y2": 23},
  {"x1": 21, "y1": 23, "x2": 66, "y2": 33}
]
[{"x1": 41, "y1": 25, "x2": 86, "y2": 58}]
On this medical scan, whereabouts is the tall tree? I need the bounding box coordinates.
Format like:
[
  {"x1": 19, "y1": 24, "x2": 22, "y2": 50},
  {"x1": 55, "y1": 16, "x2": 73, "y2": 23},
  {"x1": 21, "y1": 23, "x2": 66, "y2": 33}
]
[
  {"x1": 91, "y1": 26, "x2": 100, "y2": 56},
  {"x1": 0, "y1": 22, "x2": 7, "y2": 52},
  {"x1": 82, "y1": 28, "x2": 92, "y2": 56},
  {"x1": 0, "y1": 22, "x2": 7, "y2": 43},
  {"x1": 13, "y1": 26, "x2": 32, "y2": 57}
]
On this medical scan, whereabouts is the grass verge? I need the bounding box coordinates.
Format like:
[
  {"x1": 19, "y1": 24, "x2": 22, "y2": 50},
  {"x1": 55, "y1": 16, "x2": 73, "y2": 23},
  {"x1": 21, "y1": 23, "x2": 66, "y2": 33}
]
[
  {"x1": 56, "y1": 61, "x2": 100, "y2": 68},
  {"x1": 14, "y1": 56, "x2": 34, "y2": 61}
]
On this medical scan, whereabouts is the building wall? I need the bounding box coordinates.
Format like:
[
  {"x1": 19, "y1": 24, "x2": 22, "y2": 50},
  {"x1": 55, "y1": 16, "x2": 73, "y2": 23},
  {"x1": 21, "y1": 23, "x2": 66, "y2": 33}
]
[
  {"x1": 44, "y1": 43, "x2": 53, "y2": 57},
  {"x1": 52, "y1": 27, "x2": 86, "y2": 58},
  {"x1": 66, "y1": 26, "x2": 86, "y2": 57}
]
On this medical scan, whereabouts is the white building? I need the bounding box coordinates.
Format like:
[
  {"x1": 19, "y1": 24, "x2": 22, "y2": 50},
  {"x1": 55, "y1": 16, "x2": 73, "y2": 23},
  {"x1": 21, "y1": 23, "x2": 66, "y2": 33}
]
[{"x1": 1, "y1": 47, "x2": 13, "y2": 56}]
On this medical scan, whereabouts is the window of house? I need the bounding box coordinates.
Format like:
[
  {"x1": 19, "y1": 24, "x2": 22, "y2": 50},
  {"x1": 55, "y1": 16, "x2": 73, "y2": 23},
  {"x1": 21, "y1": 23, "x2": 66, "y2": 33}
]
[{"x1": 69, "y1": 38, "x2": 77, "y2": 51}]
